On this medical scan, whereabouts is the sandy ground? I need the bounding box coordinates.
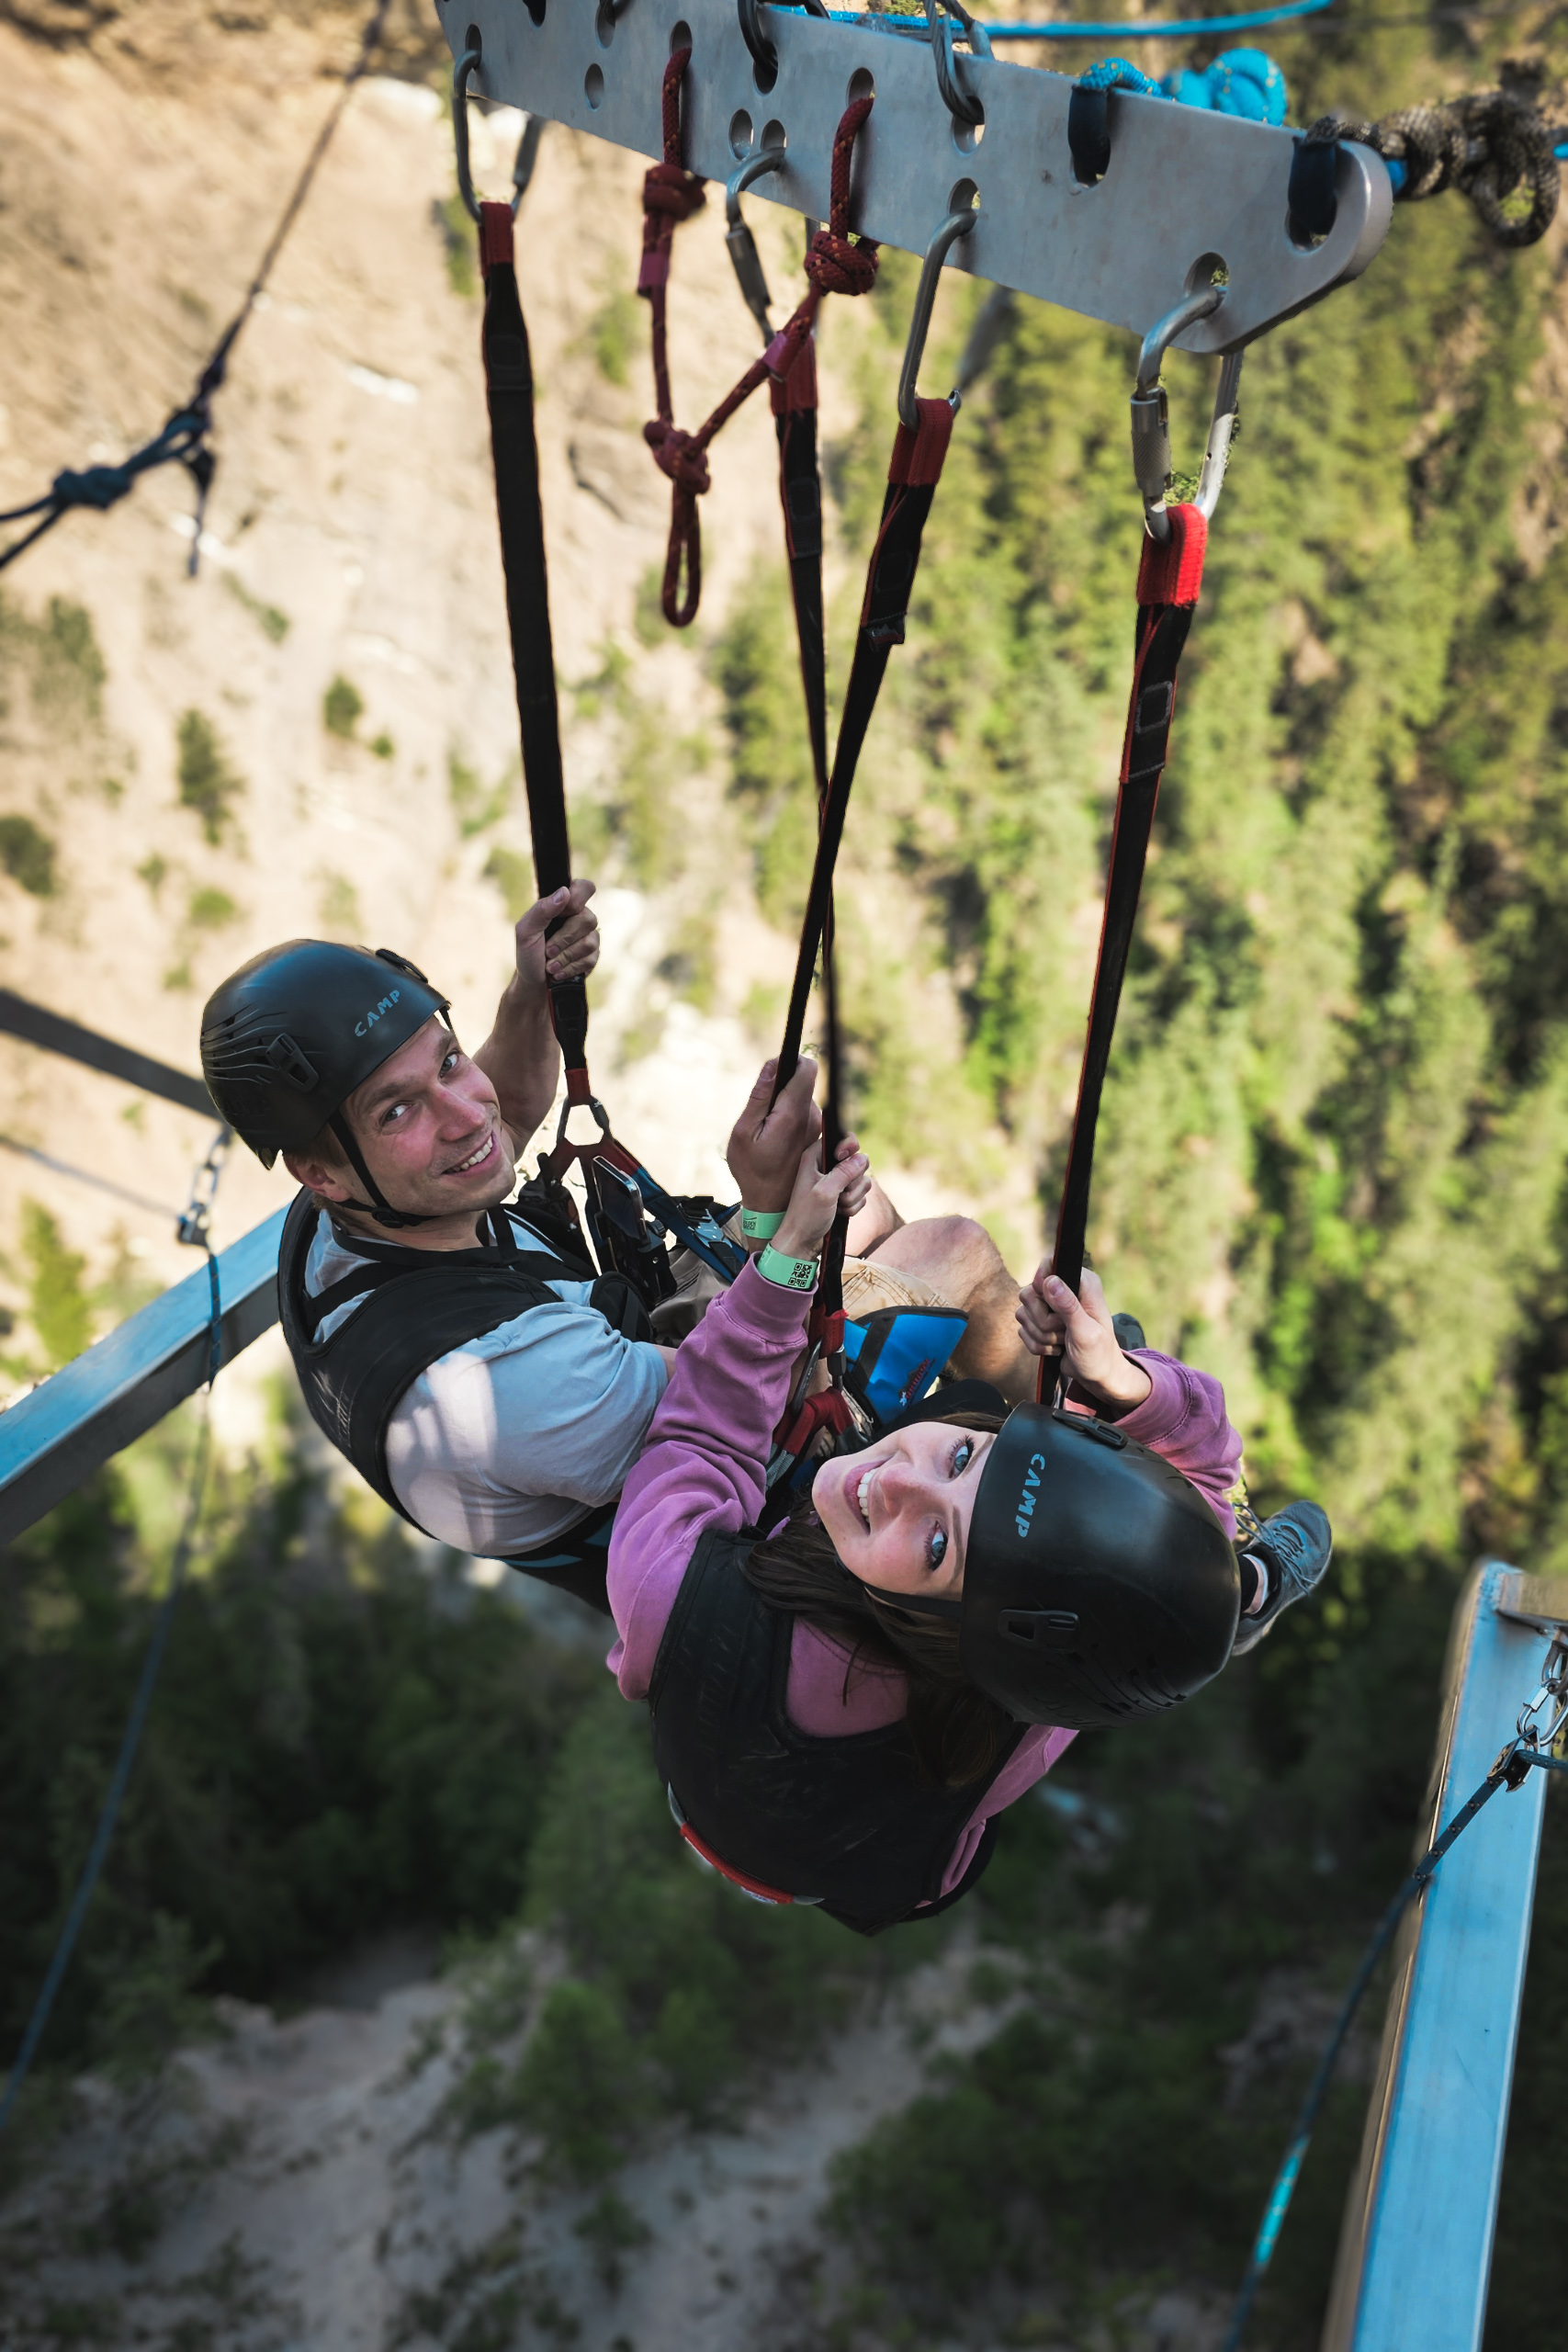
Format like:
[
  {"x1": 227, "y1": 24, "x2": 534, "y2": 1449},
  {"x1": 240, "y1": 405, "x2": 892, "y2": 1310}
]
[{"x1": 0, "y1": 1903, "x2": 1230, "y2": 2352}]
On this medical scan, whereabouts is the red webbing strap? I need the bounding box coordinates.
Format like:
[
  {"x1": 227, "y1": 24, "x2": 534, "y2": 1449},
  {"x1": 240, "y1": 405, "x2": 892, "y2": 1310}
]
[
  {"x1": 641, "y1": 87, "x2": 877, "y2": 628},
  {"x1": 1039, "y1": 503, "x2": 1208, "y2": 1401},
  {"x1": 477, "y1": 198, "x2": 591, "y2": 1094}
]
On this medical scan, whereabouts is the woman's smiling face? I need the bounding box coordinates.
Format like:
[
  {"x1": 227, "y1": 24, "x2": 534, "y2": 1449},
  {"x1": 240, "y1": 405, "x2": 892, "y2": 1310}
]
[{"x1": 811, "y1": 1422, "x2": 996, "y2": 1599}]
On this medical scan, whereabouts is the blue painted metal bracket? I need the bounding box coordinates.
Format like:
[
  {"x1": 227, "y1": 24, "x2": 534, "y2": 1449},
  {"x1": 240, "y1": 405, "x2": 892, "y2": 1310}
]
[
  {"x1": 1322, "y1": 1560, "x2": 1568, "y2": 2352},
  {"x1": 0, "y1": 1208, "x2": 287, "y2": 1544}
]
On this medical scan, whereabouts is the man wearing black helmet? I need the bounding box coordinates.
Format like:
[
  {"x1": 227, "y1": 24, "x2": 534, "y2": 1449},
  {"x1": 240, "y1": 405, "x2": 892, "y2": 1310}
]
[{"x1": 201, "y1": 883, "x2": 689, "y2": 1607}]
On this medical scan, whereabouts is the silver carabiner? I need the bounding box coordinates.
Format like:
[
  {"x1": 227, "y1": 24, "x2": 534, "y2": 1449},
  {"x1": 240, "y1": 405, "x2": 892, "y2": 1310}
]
[
  {"x1": 726, "y1": 148, "x2": 788, "y2": 343},
  {"x1": 1130, "y1": 286, "x2": 1243, "y2": 542},
  {"x1": 897, "y1": 203, "x2": 978, "y2": 431},
  {"x1": 453, "y1": 40, "x2": 540, "y2": 227}
]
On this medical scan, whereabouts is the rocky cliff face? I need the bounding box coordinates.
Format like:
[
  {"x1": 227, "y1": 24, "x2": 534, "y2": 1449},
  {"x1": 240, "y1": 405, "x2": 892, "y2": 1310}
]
[{"x1": 0, "y1": 1, "x2": 942, "y2": 1397}]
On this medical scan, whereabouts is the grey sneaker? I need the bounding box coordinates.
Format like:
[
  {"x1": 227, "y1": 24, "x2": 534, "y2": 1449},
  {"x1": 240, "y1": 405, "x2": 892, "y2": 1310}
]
[{"x1": 1232, "y1": 1499, "x2": 1333, "y2": 1655}]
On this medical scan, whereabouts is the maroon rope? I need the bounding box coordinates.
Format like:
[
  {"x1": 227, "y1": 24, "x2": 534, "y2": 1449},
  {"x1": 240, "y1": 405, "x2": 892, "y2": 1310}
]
[{"x1": 639, "y1": 79, "x2": 878, "y2": 628}]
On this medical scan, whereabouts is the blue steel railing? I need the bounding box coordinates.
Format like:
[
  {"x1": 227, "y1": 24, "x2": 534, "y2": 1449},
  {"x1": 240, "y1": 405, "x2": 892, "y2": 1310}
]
[
  {"x1": 0, "y1": 1207, "x2": 286, "y2": 1543},
  {"x1": 1322, "y1": 1561, "x2": 1568, "y2": 2352}
]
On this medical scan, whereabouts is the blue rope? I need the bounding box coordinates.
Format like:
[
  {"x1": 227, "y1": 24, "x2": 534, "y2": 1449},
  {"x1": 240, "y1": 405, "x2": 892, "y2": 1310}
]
[
  {"x1": 821, "y1": 0, "x2": 1332, "y2": 28},
  {"x1": 0, "y1": 1251, "x2": 222, "y2": 2142},
  {"x1": 968, "y1": 0, "x2": 1330, "y2": 34},
  {"x1": 1079, "y1": 44, "x2": 1286, "y2": 114}
]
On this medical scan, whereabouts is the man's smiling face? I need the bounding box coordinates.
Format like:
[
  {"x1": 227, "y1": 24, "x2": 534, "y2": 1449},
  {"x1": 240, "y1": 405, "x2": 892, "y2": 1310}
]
[{"x1": 291, "y1": 1016, "x2": 515, "y2": 1221}]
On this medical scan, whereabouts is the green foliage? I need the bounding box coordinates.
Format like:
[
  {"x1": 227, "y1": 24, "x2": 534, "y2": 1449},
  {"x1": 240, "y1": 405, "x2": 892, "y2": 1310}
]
[
  {"x1": 317, "y1": 870, "x2": 361, "y2": 936},
  {"x1": 586, "y1": 287, "x2": 642, "y2": 389},
  {"x1": 175, "y1": 709, "x2": 244, "y2": 845},
  {"x1": 448, "y1": 747, "x2": 515, "y2": 838},
  {"x1": 435, "y1": 1690, "x2": 886, "y2": 2184},
  {"x1": 433, "y1": 191, "x2": 478, "y2": 299},
  {"x1": 0, "y1": 1438, "x2": 603, "y2": 2098},
  {"x1": 30, "y1": 597, "x2": 107, "y2": 728},
  {"x1": 0, "y1": 814, "x2": 57, "y2": 898},
  {"x1": 570, "y1": 642, "x2": 703, "y2": 898},
  {"x1": 18, "y1": 1201, "x2": 92, "y2": 1371},
  {"x1": 221, "y1": 573, "x2": 289, "y2": 644},
  {"x1": 322, "y1": 674, "x2": 364, "y2": 740},
  {"x1": 186, "y1": 886, "x2": 238, "y2": 932},
  {"x1": 481, "y1": 844, "x2": 536, "y2": 922}
]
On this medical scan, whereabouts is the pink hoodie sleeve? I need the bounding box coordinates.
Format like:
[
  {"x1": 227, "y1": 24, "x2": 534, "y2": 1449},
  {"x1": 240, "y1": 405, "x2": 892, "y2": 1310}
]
[
  {"x1": 606, "y1": 1259, "x2": 809, "y2": 1698},
  {"x1": 1111, "y1": 1349, "x2": 1243, "y2": 1539}
]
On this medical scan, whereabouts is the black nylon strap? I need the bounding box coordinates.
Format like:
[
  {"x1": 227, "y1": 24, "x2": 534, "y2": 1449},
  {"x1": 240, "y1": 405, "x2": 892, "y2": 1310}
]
[
  {"x1": 0, "y1": 987, "x2": 217, "y2": 1119},
  {"x1": 775, "y1": 466, "x2": 944, "y2": 1101},
  {"x1": 1051, "y1": 591, "x2": 1199, "y2": 1305},
  {"x1": 479, "y1": 206, "x2": 589, "y2": 1078},
  {"x1": 777, "y1": 405, "x2": 829, "y2": 802}
]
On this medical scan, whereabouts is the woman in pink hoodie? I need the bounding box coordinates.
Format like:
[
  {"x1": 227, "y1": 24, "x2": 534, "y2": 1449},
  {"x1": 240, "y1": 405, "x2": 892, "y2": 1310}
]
[{"x1": 606, "y1": 1069, "x2": 1329, "y2": 1936}]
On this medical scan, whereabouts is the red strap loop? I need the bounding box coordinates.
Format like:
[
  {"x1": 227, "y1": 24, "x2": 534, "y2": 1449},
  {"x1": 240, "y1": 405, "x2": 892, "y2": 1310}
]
[
  {"x1": 1135, "y1": 503, "x2": 1207, "y2": 606},
  {"x1": 781, "y1": 1385, "x2": 855, "y2": 1461}
]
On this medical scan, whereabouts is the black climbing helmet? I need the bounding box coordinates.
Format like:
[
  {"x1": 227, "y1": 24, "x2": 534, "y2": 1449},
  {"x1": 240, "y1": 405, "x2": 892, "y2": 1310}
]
[
  {"x1": 200, "y1": 941, "x2": 450, "y2": 1227},
  {"x1": 956, "y1": 1402, "x2": 1240, "y2": 1726},
  {"x1": 865, "y1": 1396, "x2": 1239, "y2": 1726}
]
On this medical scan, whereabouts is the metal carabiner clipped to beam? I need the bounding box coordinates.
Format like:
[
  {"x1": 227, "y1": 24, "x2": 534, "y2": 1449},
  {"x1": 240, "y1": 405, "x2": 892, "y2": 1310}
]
[
  {"x1": 897, "y1": 204, "x2": 978, "y2": 430},
  {"x1": 737, "y1": 0, "x2": 830, "y2": 89},
  {"x1": 1130, "y1": 285, "x2": 1243, "y2": 541},
  {"x1": 923, "y1": 0, "x2": 992, "y2": 130},
  {"x1": 726, "y1": 147, "x2": 788, "y2": 342},
  {"x1": 453, "y1": 40, "x2": 540, "y2": 226}
]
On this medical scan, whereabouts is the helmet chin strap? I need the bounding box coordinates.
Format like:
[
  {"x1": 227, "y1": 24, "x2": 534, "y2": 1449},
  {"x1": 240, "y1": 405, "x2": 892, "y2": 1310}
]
[{"x1": 327, "y1": 1113, "x2": 440, "y2": 1231}]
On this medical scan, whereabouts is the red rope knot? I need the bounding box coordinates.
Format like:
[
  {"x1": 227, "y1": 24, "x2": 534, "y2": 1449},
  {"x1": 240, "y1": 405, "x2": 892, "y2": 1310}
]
[
  {"x1": 804, "y1": 228, "x2": 879, "y2": 299},
  {"x1": 643, "y1": 418, "x2": 711, "y2": 495},
  {"x1": 642, "y1": 160, "x2": 706, "y2": 223}
]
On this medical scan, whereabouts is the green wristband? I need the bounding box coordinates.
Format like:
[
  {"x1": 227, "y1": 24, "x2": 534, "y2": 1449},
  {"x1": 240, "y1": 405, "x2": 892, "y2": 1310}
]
[
  {"x1": 740, "y1": 1207, "x2": 785, "y2": 1242},
  {"x1": 757, "y1": 1244, "x2": 818, "y2": 1294}
]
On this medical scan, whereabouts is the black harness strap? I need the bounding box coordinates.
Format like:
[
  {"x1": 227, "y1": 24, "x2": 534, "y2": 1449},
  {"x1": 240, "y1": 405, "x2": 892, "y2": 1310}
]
[
  {"x1": 774, "y1": 394, "x2": 958, "y2": 1102},
  {"x1": 769, "y1": 393, "x2": 957, "y2": 1460},
  {"x1": 772, "y1": 338, "x2": 830, "y2": 805},
  {"x1": 477, "y1": 199, "x2": 589, "y2": 1091},
  {"x1": 1043, "y1": 503, "x2": 1208, "y2": 1396}
]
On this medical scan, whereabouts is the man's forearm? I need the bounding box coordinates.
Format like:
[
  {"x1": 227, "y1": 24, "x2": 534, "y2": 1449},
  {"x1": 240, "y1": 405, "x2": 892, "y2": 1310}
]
[{"x1": 473, "y1": 980, "x2": 559, "y2": 1154}]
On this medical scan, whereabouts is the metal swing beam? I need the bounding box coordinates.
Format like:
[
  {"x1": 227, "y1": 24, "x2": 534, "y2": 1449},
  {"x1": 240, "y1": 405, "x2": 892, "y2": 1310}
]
[
  {"x1": 0, "y1": 1209, "x2": 286, "y2": 1544},
  {"x1": 1323, "y1": 1562, "x2": 1568, "y2": 2352},
  {"x1": 437, "y1": 0, "x2": 1391, "y2": 352}
]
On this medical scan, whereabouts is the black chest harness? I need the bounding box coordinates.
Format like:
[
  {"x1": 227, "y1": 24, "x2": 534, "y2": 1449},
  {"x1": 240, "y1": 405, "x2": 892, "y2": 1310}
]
[
  {"x1": 648, "y1": 1526, "x2": 1025, "y2": 1936},
  {"x1": 276, "y1": 1187, "x2": 651, "y2": 1612}
]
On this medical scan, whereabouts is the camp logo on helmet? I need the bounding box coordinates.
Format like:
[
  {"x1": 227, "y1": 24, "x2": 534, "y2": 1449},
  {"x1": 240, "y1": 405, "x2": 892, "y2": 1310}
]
[
  {"x1": 354, "y1": 988, "x2": 401, "y2": 1038},
  {"x1": 1014, "y1": 1451, "x2": 1047, "y2": 1540}
]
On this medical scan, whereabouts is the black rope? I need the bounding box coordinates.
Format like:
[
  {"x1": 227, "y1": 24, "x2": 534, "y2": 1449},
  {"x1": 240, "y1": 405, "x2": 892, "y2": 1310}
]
[
  {"x1": 0, "y1": 1247, "x2": 224, "y2": 2141},
  {"x1": 0, "y1": 0, "x2": 391, "y2": 576},
  {"x1": 1221, "y1": 1739, "x2": 1541, "y2": 2350},
  {"x1": 1304, "y1": 67, "x2": 1562, "y2": 248}
]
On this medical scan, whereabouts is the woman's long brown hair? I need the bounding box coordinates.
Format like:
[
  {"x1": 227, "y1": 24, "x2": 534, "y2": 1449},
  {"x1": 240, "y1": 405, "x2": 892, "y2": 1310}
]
[{"x1": 741, "y1": 1410, "x2": 1014, "y2": 1789}]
